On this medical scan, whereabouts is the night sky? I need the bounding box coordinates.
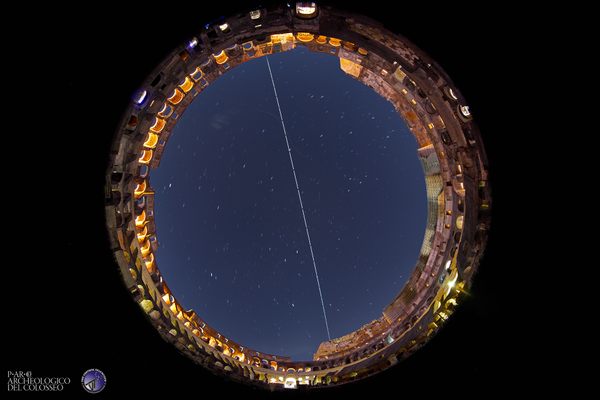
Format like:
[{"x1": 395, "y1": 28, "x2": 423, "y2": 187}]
[{"x1": 152, "y1": 47, "x2": 426, "y2": 361}]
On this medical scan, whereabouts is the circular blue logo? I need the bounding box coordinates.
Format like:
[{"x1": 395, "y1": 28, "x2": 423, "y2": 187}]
[{"x1": 81, "y1": 369, "x2": 106, "y2": 394}]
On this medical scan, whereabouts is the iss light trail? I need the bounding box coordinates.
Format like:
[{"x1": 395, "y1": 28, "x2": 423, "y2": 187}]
[{"x1": 265, "y1": 56, "x2": 331, "y2": 341}]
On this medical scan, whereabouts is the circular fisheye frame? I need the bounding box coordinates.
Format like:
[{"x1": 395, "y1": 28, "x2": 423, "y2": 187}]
[{"x1": 105, "y1": 2, "x2": 491, "y2": 390}]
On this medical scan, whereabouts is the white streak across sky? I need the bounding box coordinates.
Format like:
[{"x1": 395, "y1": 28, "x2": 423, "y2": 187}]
[{"x1": 265, "y1": 56, "x2": 331, "y2": 341}]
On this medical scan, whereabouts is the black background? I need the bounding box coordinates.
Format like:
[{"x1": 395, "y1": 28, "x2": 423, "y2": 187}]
[{"x1": 7, "y1": 1, "x2": 538, "y2": 397}]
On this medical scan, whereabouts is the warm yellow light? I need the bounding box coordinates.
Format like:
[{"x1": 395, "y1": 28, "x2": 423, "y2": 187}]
[
  {"x1": 144, "y1": 253, "x2": 155, "y2": 272},
  {"x1": 328, "y1": 37, "x2": 341, "y2": 47},
  {"x1": 296, "y1": 32, "x2": 314, "y2": 42},
  {"x1": 394, "y1": 67, "x2": 407, "y2": 82},
  {"x1": 343, "y1": 41, "x2": 356, "y2": 51},
  {"x1": 134, "y1": 181, "x2": 147, "y2": 198},
  {"x1": 448, "y1": 270, "x2": 458, "y2": 288},
  {"x1": 456, "y1": 215, "x2": 464, "y2": 230},
  {"x1": 140, "y1": 240, "x2": 151, "y2": 257},
  {"x1": 271, "y1": 33, "x2": 294, "y2": 43},
  {"x1": 167, "y1": 89, "x2": 184, "y2": 105},
  {"x1": 213, "y1": 50, "x2": 229, "y2": 65},
  {"x1": 140, "y1": 299, "x2": 153, "y2": 313},
  {"x1": 138, "y1": 149, "x2": 153, "y2": 164},
  {"x1": 150, "y1": 117, "x2": 166, "y2": 133},
  {"x1": 316, "y1": 35, "x2": 327, "y2": 44},
  {"x1": 179, "y1": 76, "x2": 194, "y2": 93},
  {"x1": 143, "y1": 132, "x2": 159, "y2": 149},
  {"x1": 339, "y1": 58, "x2": 362, "y2": 78},
  {"x1": 443, "y1": 269, "x2": 459, "y2": 298},
  {"x1": 135, "y1": 210, "x2": 146, "y2": 227},
  {"x1": 136, "y1": 225, "x2": 148, "y2": 242}
]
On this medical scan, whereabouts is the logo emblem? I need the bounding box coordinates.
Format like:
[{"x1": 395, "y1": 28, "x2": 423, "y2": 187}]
[{"x1": 81, "y1": 369, "x2": 106, "y2": 394}]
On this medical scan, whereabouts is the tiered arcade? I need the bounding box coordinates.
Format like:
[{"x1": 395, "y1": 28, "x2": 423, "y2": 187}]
[{"x1": 105, "y1": 2, "x2": 491, "y2": 390}]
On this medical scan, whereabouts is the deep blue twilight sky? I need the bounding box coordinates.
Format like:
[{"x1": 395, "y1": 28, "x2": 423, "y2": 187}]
[{"x1": 151, "y1": 47, "x2": 426, "y2": 361}]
